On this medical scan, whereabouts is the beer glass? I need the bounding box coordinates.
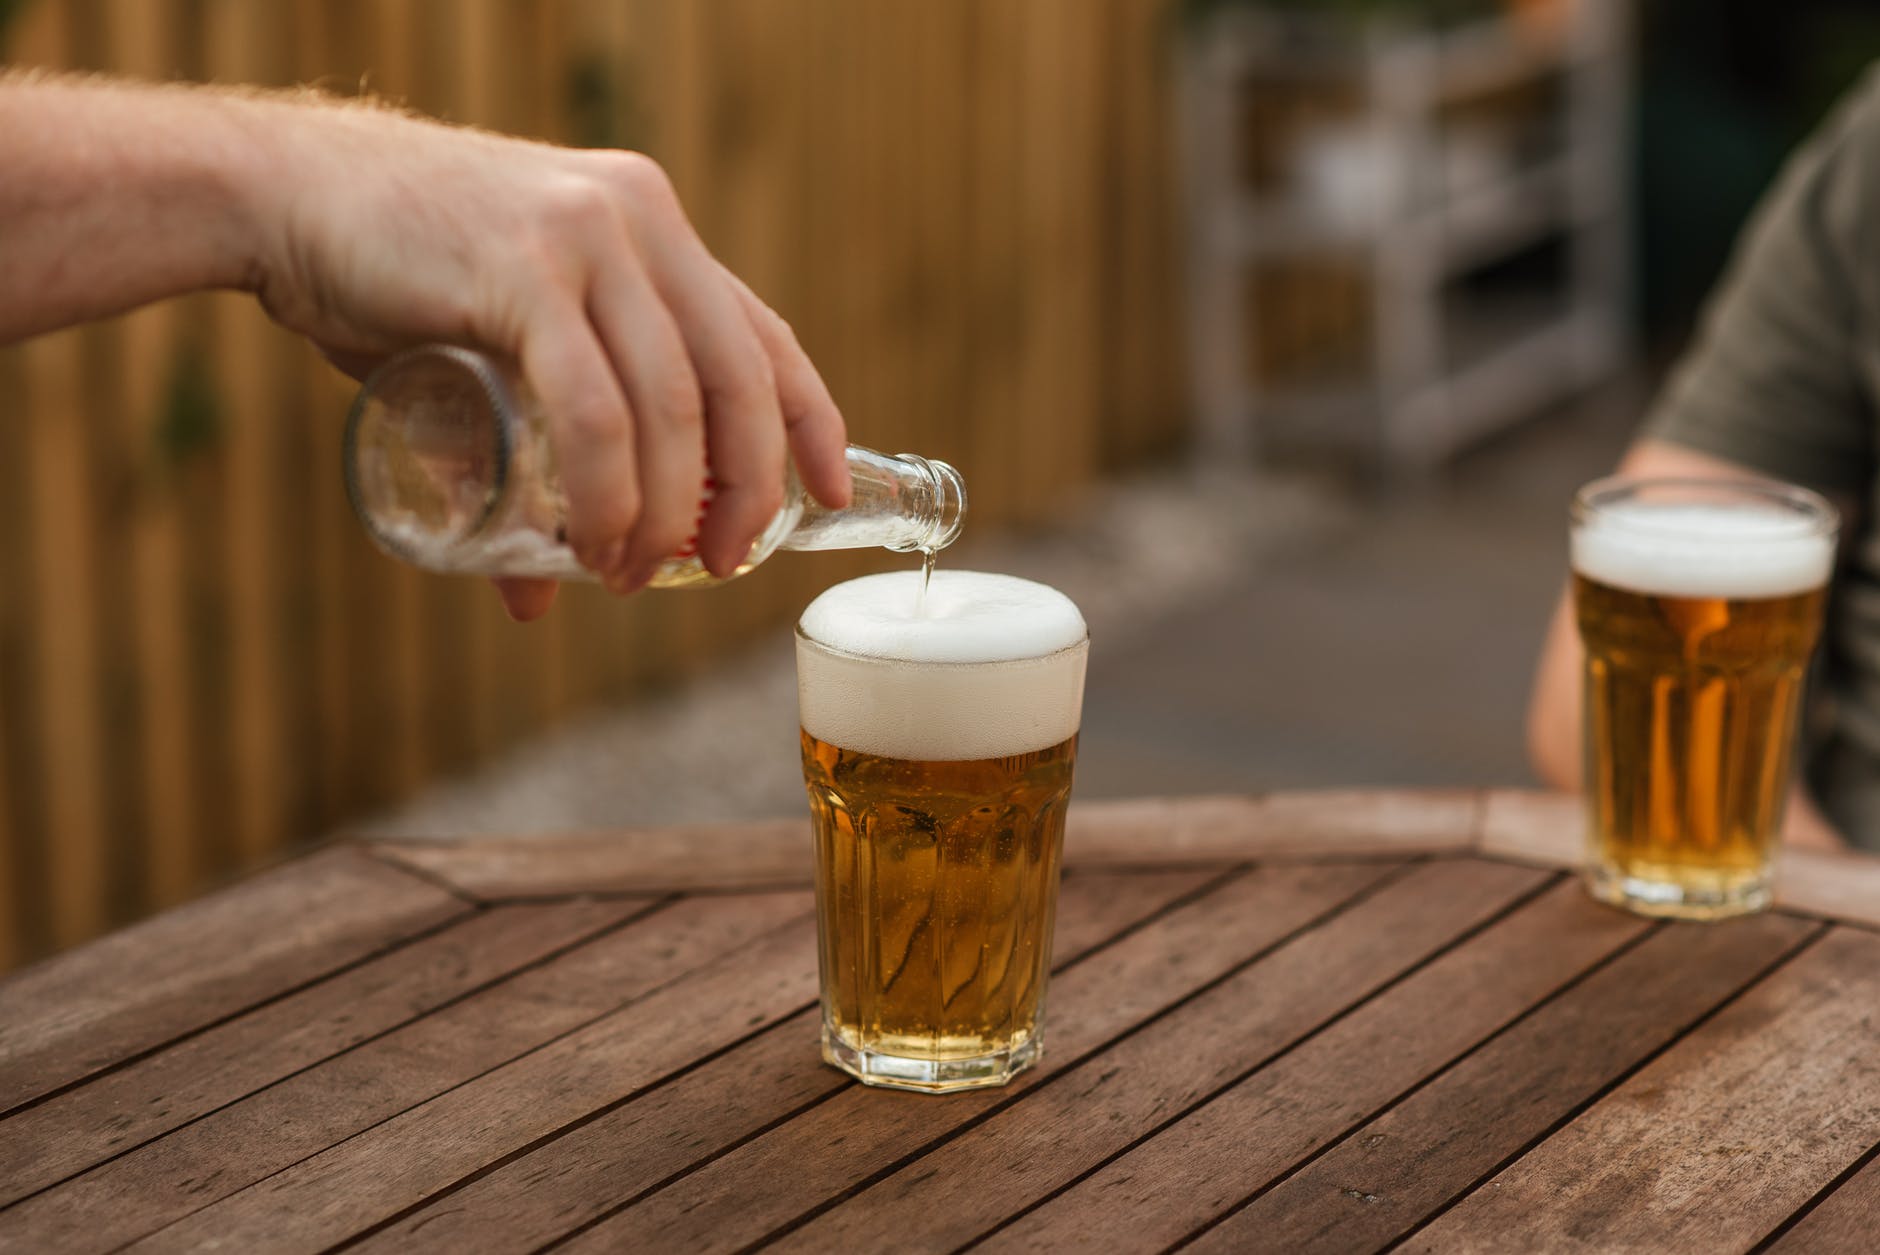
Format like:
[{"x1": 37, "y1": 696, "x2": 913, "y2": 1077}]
[
  {"x1": 796, "y1": 570, "x2": 1087, "y2": 1092},
  {"x1": 1571, "y1": 477, "x2": 1837, "y2": 919}
]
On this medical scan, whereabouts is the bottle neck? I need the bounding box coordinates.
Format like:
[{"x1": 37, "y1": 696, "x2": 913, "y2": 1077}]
[{"x1": 780, "y1": 447, "x2": 966, "y2": 556}]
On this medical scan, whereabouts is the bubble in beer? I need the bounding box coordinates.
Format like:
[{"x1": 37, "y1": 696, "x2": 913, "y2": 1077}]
[
  {"x1": 797, "y1": 570, "x2": 1087, "y2": 762},
  {"x1": 1571, "y1": 501, "x2": 1833, "y2": 600}
]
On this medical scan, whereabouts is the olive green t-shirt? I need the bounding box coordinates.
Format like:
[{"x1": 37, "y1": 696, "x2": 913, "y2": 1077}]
[{"x1": 1641, "y1": 64, "x2": 1880, "y2": 845}]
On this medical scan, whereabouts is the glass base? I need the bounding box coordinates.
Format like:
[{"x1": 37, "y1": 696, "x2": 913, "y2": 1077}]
[
  {"x1": 822, "y1": 1026, "x2": 1041, "y2": 1094},
  {"x1": 1585, "y1": 863, "x2": 1771, "y2": 921}
]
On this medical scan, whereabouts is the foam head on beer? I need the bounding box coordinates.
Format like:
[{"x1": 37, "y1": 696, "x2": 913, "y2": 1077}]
[
  {"x1": 797, "y1": 570, "x2": 1087, "y2": 762},
  {"x1": 1571, "y1": 500, "x2": 1833, "y2": 600}
]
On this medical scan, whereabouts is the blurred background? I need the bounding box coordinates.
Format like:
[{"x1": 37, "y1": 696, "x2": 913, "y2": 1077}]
[{"x1": 0, "y1": 0, "x2": 1876, "y2": 970}]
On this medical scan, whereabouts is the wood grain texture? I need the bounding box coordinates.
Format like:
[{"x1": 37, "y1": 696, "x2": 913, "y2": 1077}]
[
  {"x1": 777, "y1": 860, "x2": 1559, "y2": 1254},
  {"x1": 0, "y1": 898, "x2": 649, "y2": 1207},
  {"x1": 348, "y1": 868, "x2": 1221, "y2": 1253},
  {"x1": 119, "y1": 900, "x2": 823, "y2": 1253},
  {"x1": 366, "y1": 791, "x2": 1482, "y2": 899},
  {"x1": 555, "y1": 861, "x2": 1419, "y2": 1253},
  {"x1": 9, "y1": 796, "x2": 1880, "y2": 1251},
  {"x1": 976, "y1": 877, "x2": 1645, "y2": 1254},
  {"x1": 1404, "y1": 926, "x2": 1880, "y2": 1254},
  {"x1": 1188, "y1": 910, "x2": 1821, "y2": 1254},
  {"x1": 100, "y1": 0, "x2": 200, "y2": 917},
  {"x1": 1474, "y1": 788, "x2": 1581, "y2": 868},
  {"x1": 1765, "y1": 1150, "x2": 1880, "y2": 1253},
  {"x1": 0, "y1": 846, "x2": 465, "y2": 1114},
  {"x1": 1774, "y1": 848, "x2": 1880, "y2": 928},
  {"x1": 1477, "y1": 789, "x2": 1880, "y2": 927},
  {"x1": 23, "y1": 323, "x2": 108, "y2": 949},
  {"x1": 205, "y1": 4, "x2": 291, "y2": 868},
  {"x1": 368, "y1": 818, "x2": 814, "y2": 898},
  {"x1": 0, "y1": 892, "x2": 808, "y2": 1253},
  {"x1": 1064, "y1": 791, "x2": 1482, "y2": 863}
]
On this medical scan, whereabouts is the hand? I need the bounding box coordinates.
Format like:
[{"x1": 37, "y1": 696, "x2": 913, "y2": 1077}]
[{"x1": 240, "y1": 97, "x2": 851, "y2": 619}]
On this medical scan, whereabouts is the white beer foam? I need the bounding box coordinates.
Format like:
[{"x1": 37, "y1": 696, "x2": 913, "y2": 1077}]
[
  {"x1": 1571, "y1": 501, "x2": 1833, "y2": 599},
  {"x1": 797, "y1": 570, "x2": 1088, "y2": 761}
]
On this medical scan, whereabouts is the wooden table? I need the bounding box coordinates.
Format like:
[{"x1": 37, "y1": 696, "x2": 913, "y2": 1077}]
[{"x1": 5, "y1": 790, "x2": 1880, "y2": 1253}]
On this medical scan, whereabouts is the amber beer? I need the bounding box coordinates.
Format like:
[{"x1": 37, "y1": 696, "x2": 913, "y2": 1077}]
[
  {"x1": 1571, "y1": 479, "x2": 1836, "y2": 919},
  {"x1": 796, "y1": 570, "x2": 1088, "y2": 1092}
]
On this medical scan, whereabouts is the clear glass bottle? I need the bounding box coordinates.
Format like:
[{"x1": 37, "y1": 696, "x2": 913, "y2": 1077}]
[{"x1": 343, "y1": 345, "x2": 965, "y2": 587}]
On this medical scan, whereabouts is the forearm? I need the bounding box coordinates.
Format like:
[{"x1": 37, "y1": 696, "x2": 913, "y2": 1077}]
[
  {"x1": 1526, "y1": 590, "x2": 1582, "y2": 791},
  {"x1": 0, "y1": 70, "x2": 853, "y2": 614},
  {"x1": 0, "y1": 72, "x2": 272, "y2": 343}
]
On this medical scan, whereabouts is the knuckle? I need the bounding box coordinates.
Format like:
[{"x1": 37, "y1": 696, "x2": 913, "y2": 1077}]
[
  {"x1": 572, "y1": 491, "x2": 639, "y2": 551},
  {"x1": 718, "y1": 475, "x2": 785, "y2": 530},
  {"x1": 557, "y1": 396, "x2": 628, "y2": 449},
  {"x1": 765, "y1": 309, "x2": 802, "y2": 350},
  {"x1": 623, "y1": 509, "x2": 691, "y2": 567},
  {"x1": 650, "y1": 372, "x2": 705, "y2": 433},
  {"x1": 706, "y1": 356, "x2": 778, "y2": 415},
  {"x1": 539, "y1": 176, "x2": 621, "y2": 240},
  {"x1": 604, "y1": 499, "x2": 644, "y2": 543},
  {"x1": 603, "y1": 150, "x2": 678, "y2": 207}
]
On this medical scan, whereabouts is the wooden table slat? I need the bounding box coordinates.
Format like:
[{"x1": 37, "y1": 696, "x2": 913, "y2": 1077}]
[
  {"x1": 1062, "y1": 791, "x2": 1482, "y2": 864},
  {"x1": 0, "y1": 846, "x2": 467, "y2": 1114},
  {"x1": 1404, "y1": 926, "x2": 1880, "y2": 1254},
  {"x1": 0, "y1": 898, "x2": 653, "y2": 1209},
  {"x1": 1474, "y1": 790, "x2": 1583, "y2": 870},
  {"x1": 122, "y1": 901, "x2": 830, "y2": 1252},
  {"x1": 142, "y1": 865, "x2": 1404, "y2": 1255},
  {"x1": 1187, "y1": 909, "x2": 1822, "y2": 1255},
  {"x1": 1765, "y1": 1149, "x2": 1880, "y2": 1253},
  {"x1": 1475, "y1": 790, "x2": 1880, "y2": 929},
  {"x1": 0, "y1": 891, "x2": 812, "y2": 1253},
  {"x1": 347, "y1": 867, "x2": 1227, "y2": 1254},
  {"x1": 365, "y1": 791, "x2": 1483, "y2": 902},
  {"x1": 368, "y1": 817, "x2": 814, "y2": 898},
  {"x1": 1771, "y1": 850, "x2": 1880, "y2": 929},
  {"x1": 560, "y1": 859, "x2": 1536, "y2": 1255},
  {"x1": 9, "y1": 788, "x2": 1880, "y2": 1254},
  {"x1": 970, "y1": 878, "x2": 1652, "y2": 1255},
  {"x1": 773, "y1": 860, "x2": 1573, "y2": 1254}
]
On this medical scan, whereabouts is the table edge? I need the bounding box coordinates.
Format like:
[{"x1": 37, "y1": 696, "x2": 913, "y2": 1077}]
[{"x1": 348, "y1": 788, "x2": 1880, "y2": 927}]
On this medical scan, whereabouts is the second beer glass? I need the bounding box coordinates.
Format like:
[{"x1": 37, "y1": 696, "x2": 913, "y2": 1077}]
[
  {"x1": 1572, "y1": 477, "x2": 1836, "y2": 919},
  {"x1": 796, "y1": 570, "x2": 1087, "y2": 1092}
]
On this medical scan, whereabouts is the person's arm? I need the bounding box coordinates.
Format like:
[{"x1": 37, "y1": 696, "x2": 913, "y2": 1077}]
[
  {"x1": 1526, "y1": 66, "x2": 1880, "y2": 852},
  {"x1": 0, "y1": 73, "x2": 262, "y2": 337},
  {"x1": 0, "y1": 72, "x2": 850, "y2": 619}
]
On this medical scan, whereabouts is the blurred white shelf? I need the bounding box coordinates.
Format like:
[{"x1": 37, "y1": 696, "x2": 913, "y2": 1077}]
[
  {"x1": 1198, "y1": 7, "x2": 1593, "y2": 97},
  {"x1": 1222, "y1": 152, "x2": 1601, "y2": 277},
  {"x1": 1177, "y1": 0, "x2": 1633, "y2": 469}
]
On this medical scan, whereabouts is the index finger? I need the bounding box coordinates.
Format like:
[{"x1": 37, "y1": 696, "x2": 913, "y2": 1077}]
[
  {"x1": 642, "y1": 253, "x2": 787, "y2": 579},
  {"x1": 518, "y1": 304, "x2": 642, "y2": 577},
  {"x1": 718, "y1": 267, "x2": 850, "y2": 510}
]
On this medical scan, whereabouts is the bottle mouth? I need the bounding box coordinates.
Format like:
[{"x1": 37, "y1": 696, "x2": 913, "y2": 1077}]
[
  {"x1": 927, "y1": 458, "x2": 967, "y2": 551},
  {"x1": 885, "y1": 453, "x2": 966, "y2": 553},
  {"x1": 343, "y1": 346, "x2": 514, "y2": 562}
]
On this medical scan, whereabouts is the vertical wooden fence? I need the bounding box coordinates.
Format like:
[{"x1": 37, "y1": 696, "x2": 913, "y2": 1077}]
[{"x1": 0, "y1": 0, "x2": 1186, "y2": 969}]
